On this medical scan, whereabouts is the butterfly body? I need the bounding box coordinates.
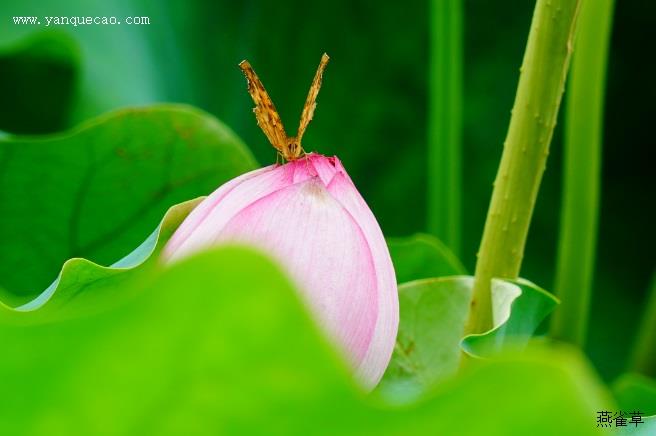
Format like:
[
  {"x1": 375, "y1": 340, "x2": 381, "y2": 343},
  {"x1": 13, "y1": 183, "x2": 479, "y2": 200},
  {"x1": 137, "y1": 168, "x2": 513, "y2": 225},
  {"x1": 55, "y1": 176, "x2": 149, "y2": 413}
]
[{"x1": 239, "y1": 53, "x2": 329, "y2": 162}]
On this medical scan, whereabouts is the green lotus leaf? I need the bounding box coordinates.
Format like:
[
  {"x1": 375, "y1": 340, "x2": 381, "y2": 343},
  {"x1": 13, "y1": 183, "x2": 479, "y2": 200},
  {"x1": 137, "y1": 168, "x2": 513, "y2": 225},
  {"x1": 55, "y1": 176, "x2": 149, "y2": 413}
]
[
  {"x1": 461, "y1": 278, "x2": 559, "y2": 357},
  {"x1": 0, "y1": 104, "x2": 256, "y2": 304},
  {"x1": 387, "y1": 233, "x2": 466, "y2": 284},
  {"x1": 0, "y1": 30, "x2": 80, "y2": 134},
  {"x1": 0, "y1": 198, "x2": 201, "y2": 323},
  {"x1": 612, "y1": 373, "x2": 656, "y2": 416},
  {"x1": 379, "y1": 276, "x2": 559, "y2": 401},
  {"x1": 0, "y1": 247, "x2": 611, "y2": 435}
]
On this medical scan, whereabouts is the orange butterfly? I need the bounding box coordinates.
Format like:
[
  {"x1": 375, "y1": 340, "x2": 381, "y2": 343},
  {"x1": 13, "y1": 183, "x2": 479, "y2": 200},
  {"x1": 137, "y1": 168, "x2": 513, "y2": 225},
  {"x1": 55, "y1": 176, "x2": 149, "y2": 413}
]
[{"x1": 239, "y1": 53, "x2": 329, "y2": 162}]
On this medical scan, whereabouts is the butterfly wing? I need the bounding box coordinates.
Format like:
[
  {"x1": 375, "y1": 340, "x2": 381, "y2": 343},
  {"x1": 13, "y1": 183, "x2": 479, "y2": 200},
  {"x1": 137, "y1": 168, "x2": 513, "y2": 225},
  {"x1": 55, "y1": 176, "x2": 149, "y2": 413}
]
[
  {"x1": 296, "y1": 53, "x2": 330, "y2": 144},
  {"x1": 239, "y1": 60, "x2": 288, "y2": 153}
]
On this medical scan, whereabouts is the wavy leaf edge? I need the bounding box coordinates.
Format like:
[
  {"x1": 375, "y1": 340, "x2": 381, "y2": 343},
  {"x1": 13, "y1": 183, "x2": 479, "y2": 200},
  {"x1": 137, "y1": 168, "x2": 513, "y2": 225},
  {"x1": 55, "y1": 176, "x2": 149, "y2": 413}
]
[
  {"x1": 461, "y1": 277, "x2": 560, "y2": 358},
  {"x1": 0, "y1": 197, "x2": 203, "y2": 313}
]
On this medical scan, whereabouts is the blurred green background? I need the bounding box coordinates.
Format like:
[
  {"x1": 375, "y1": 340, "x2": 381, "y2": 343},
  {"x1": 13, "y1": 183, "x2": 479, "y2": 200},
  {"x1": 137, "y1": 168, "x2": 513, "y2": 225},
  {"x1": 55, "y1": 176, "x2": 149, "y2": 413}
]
[{"x1": 0, "y1": 0, "x2": 653, "y2": 380}]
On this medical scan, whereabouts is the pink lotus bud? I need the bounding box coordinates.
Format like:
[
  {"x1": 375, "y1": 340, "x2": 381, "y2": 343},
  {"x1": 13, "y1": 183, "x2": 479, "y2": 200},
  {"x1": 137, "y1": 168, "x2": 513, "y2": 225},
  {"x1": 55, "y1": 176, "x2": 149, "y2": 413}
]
[{"x1": 164, "y1": 153, "x2": 399, "y2": 388}]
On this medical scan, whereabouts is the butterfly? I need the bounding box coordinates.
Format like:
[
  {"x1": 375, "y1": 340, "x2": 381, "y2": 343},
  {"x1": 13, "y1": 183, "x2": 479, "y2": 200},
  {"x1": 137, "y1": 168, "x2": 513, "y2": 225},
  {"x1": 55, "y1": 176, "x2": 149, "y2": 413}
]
[{"x1": 239, "y1": 53, "x2": 329, "y2": 162}]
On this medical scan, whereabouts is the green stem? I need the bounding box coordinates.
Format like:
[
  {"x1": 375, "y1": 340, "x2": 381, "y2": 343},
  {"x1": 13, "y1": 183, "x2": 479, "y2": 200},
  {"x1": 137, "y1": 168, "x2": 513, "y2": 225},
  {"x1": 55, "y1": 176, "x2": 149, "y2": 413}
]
[
  {"x1": 550, "y1": 0, "x2": 615, "y2": 346},
  {"x1": 427, "y1": 0, "x2": 463, "y2": 256},
  {"x1": 629, "y1": 273, "x2": 656, "y2": 377},
  {"x1": 466, "y1": 0, "x2": 581, "y2": 334}
]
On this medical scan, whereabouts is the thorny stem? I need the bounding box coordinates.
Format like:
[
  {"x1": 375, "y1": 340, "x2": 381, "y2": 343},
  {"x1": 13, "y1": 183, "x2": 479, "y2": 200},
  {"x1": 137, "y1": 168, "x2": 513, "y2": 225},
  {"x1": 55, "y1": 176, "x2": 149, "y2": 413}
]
[{"x1": 466, "y1": 0, "x2": 582, "y2": 334}]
